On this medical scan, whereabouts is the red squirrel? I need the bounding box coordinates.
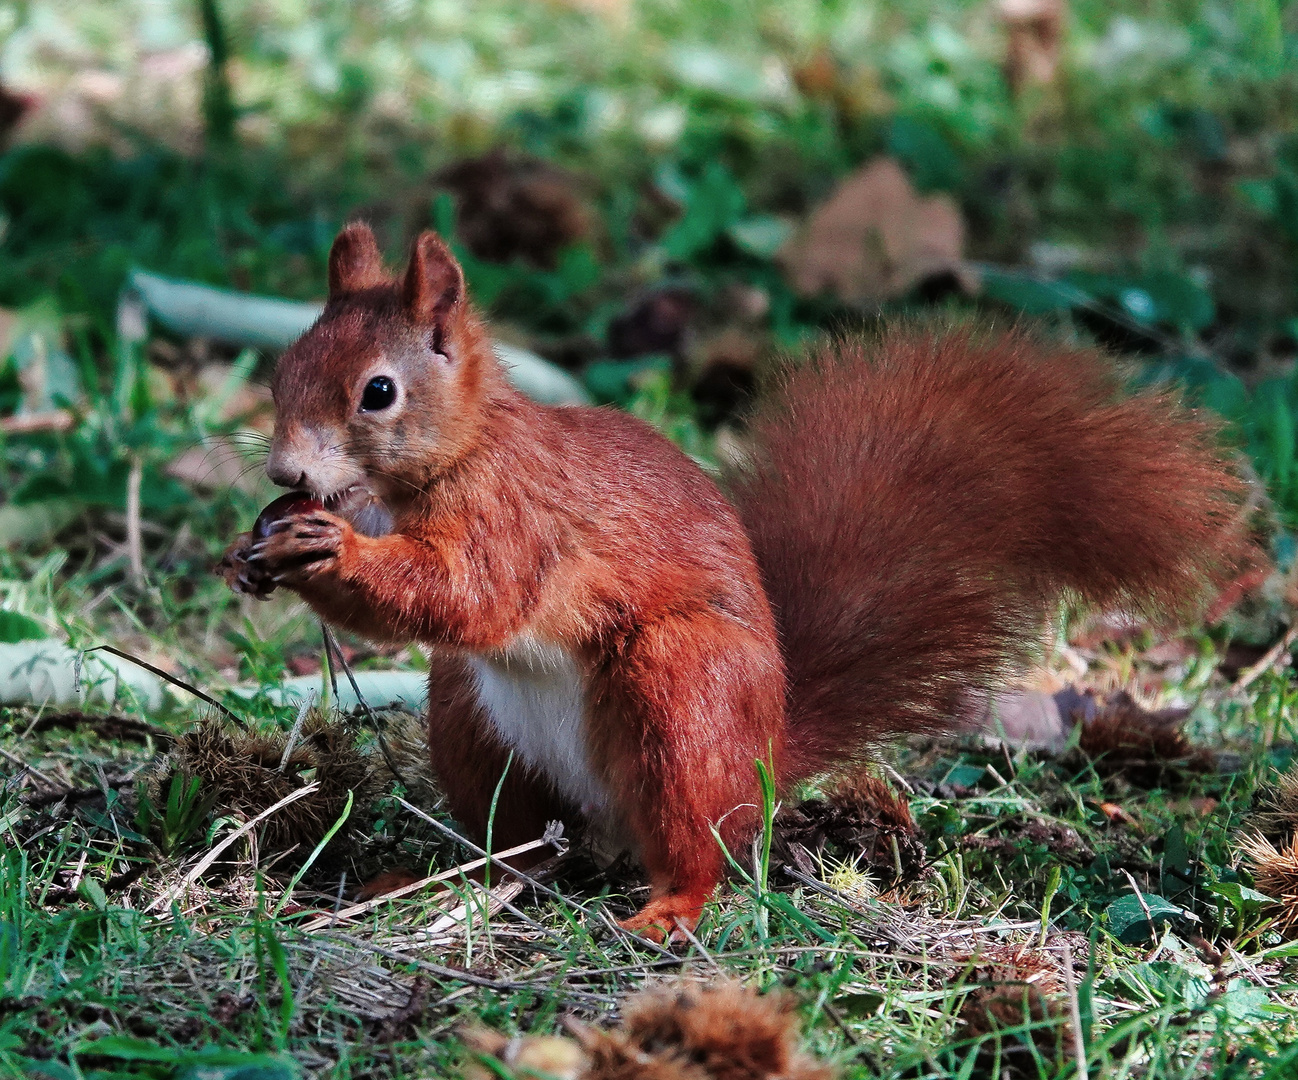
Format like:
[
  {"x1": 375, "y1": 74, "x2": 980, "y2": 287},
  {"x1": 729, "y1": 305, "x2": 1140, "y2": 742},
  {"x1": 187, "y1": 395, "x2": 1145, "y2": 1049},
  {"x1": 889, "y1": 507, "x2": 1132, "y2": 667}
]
[{"x1": 219, "y1": 223, "x2": 1243, "y2": 940}]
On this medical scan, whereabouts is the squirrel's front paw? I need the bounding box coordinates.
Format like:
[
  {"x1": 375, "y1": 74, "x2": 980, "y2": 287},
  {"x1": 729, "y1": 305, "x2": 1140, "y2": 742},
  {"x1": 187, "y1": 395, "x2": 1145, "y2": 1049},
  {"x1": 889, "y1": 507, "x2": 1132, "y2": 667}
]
[
  {"x1": 245, "y1": 511, "x2": 352, "y2": 588},
  {"x1": 216, "y1": 532, "x2": 276, "y2": 600}
]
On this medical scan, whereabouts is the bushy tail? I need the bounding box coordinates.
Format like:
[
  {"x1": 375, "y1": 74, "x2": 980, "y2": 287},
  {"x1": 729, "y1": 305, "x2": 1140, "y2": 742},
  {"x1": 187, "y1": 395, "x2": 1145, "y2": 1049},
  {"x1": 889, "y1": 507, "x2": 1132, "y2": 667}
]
[{"x1": 726, "y1": 326, "x2": 1246, "y2": 785}]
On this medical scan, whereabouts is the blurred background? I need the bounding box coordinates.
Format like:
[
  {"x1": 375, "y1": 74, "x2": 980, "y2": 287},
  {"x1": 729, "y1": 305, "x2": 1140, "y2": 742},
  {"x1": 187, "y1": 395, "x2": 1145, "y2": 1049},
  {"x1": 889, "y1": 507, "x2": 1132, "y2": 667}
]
[{"x1": 0, "y1": 0, "x2": 1296, "y2": 660}]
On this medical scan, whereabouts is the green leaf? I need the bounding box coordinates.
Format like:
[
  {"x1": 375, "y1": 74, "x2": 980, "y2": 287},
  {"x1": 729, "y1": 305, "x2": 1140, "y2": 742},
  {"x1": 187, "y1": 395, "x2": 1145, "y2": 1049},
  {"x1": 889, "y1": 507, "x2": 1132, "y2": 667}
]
[
  {"x1": 1105, "y1": 891, "x2": 1186, "y2": 943},
  {"x1": 0, "y1": 611, "x2": 45, "y2": 643},
  {"x1": 727, "y1": 215, "x2": 793, "y2": 259},
  {"x1": 1161, "y1": 824, "x2": 1192, "y2": 896},
  {"x1": 0, "y1": 498, "x2": 83, "y2": 548},
  {"x1": 1112, "y1": 960, "x2": 1212, "y2": 1008},
  {"x1": 72, "y1": 1036, "x2": 181, "y2": 1062},
  {"x1": 78, "y1": 877, "x2": 108, "y2": 912},
  {"x1": 1219, "y1": 982, "x2": 1270, "y2": 1021},
  {"x1": 1069, "y1": 270, "x2": 1215, "y2": 331},
  {"x1": 888, "y1": 116, "x2": 963, "y2": 192},
  {"x1": 979, "y1": 267, "x2": 1091, "y2": 315},
  {"x1": 583, "y1": 358, "x2": 671, "y2": 406},
  {"x1": 661, "y1": 162, "x2": 747, "y2": 261},
  {"x1": 942, "y1": 763, "x2": 985, "y2": 789},
  {"x1": 1207, "y1": 880, "x2": 1274, "y2": 916},
  {"x1": 72, "y1": 1037, "x2": 296, "y2": 1079}
]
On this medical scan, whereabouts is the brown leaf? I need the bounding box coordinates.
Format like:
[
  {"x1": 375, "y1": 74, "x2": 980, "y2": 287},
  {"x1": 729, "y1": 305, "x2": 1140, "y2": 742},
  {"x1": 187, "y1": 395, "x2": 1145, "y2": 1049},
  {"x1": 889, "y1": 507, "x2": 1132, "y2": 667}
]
[
  {"x1": 1000, "y1": 0, "x2": 1066, "y2": 94},
  {"x1": 975, "y1": 689, "x2": 1067, "y2": 752},
  {"x1": 1096, "y1": 801, "x2": 1135, "y2": 825},
  {"x1": 779, "y1": 158, "x2": 972, "y2": 304}
]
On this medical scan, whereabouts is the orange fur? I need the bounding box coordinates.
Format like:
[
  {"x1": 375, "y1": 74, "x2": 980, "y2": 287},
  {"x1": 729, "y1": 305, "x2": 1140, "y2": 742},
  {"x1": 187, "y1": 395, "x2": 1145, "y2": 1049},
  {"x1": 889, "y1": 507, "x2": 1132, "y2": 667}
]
[
  {"x1": 221, "y1": 225, "x2": 1243, "y2": 938},
  {"x1": 730, "y1": 330, "x2": 1245, "y2": 782}
]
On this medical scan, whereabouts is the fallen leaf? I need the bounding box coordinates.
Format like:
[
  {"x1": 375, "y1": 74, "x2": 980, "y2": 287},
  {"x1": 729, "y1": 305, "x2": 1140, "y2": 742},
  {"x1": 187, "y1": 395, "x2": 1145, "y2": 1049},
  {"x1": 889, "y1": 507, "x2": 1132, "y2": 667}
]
[
  {"x1": 973, "y1": 688, "x2": 1067, "y2": 751},
  {"x1": 1000, "y1": 0, "x2": 1066, "y2": 93},
  {"x1": 1097, "y1": 801, "x2": 1135, "y2": 825},
  {"x1": 779, "y1": 157, "x2": 973, "y2": 304}
]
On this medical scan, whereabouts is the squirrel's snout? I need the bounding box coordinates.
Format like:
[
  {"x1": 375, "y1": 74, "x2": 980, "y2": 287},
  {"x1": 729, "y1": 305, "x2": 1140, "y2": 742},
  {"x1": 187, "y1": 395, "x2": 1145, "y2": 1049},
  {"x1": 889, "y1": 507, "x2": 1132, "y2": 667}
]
[
  {"x1": 266, "y1": 458, "x2": 307, "y2": 489},
  {"x1": 265, "y1": 441, "x2": 310, "y2": 489},
  {"x1": 266, "y1": 424, "x2": 367, "y2": 500}
]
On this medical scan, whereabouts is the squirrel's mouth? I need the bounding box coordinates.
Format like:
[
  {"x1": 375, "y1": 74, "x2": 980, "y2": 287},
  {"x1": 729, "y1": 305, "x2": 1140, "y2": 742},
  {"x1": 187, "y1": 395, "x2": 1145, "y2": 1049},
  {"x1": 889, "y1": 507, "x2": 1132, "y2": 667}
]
[{"x1": 323, "y1": 485, "x2": 395, "y2": 538}]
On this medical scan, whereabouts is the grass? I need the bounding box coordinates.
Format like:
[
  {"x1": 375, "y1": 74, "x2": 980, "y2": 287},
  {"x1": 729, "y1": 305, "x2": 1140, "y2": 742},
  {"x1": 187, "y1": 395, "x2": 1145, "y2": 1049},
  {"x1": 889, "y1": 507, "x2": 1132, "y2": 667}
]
[
  {"x1": 2, "y1": 0, "x2": 1298, "y2": 1075},
  {"x1": 2, "y1": 570, "x2": 1297, "y2": 1077}
]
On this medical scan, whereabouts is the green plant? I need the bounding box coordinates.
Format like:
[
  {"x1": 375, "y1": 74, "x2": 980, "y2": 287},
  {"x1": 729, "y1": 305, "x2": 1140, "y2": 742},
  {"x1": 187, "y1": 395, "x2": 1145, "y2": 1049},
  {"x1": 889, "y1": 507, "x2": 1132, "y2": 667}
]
[{"x1": 135, "y1": 773, "x2": 216, "y2": 856}]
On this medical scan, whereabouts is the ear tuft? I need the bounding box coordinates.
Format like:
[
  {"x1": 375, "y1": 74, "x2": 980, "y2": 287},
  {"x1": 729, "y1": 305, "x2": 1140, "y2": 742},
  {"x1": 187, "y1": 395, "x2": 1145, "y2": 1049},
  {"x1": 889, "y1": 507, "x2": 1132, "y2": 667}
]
[
  {"x1": 328, "y1": 223, "x2": 385, "y2": 296},
  {"x1": 402, "y1": 231, "x2": 465, "y2": 329}
]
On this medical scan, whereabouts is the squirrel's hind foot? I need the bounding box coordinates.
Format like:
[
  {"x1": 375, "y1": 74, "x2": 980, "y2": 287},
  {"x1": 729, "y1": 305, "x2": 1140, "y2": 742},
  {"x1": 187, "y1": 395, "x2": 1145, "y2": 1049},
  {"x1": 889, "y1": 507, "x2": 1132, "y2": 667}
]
[{"x1": 617, "y1": 893, "x2": 708, "y2": 945}]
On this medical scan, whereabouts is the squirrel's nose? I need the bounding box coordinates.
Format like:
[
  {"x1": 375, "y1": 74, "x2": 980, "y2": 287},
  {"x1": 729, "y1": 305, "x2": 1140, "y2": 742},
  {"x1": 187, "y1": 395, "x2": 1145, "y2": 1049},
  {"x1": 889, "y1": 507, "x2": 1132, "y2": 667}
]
[
  {"x1": 265, "y1": 445, "x2": 308, "y2": 490},
  {"x1": 266, "y1": 462, "x2": 308, "y2": 489}
]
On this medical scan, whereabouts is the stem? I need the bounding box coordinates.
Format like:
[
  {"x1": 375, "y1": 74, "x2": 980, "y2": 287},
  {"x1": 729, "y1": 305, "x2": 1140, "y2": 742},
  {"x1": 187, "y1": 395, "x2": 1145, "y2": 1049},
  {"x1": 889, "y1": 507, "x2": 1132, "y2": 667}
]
[
  {"x1": 198, "y1": 0, "x2": 237, "y2": 148},
  {"x1": 126, "y1": 455, "x2": 144, "y2": 586}
]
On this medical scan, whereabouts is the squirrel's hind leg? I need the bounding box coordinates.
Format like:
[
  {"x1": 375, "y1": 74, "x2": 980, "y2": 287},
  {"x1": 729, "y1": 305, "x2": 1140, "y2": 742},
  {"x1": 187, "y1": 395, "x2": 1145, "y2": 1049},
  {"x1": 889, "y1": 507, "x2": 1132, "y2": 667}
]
[
  {"x1": 425, "y1": 654, "x2": 575, "y2": 865},
  {"x1": 587, "y1": 612, "x2": 785, "y2": 943}
]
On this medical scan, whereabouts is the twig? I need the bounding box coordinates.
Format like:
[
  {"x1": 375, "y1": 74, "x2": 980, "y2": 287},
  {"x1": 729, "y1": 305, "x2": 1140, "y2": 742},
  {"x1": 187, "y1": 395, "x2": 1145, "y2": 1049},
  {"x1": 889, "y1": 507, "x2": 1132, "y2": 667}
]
[
  {"x1": 672, "y1": 917, "x2": 721, "y2": 973},
  {"x1": 0, "y1": 410, "x2": 75, "y2": 435},
  {"x1": 320, "y1": 933, "x2": 618, "y2": 1005},
  {"x1": 297, "y1": 834, "x2": 558, "y2": 931},
  {"x1": 0, "y1": 746, "x2": 61, "y2": 790},
  {"x1": 1059, "y1": 939, "x2": 1089, "y2": 1080},
  {"x1": 418, "y1": 878, "x2": 525, "y2": 939},
  {"x1": 126, "y1": 455, "x2": 144, "y2": 586},
  {"x1": 147, "y1": 781, "x2": 320, "y2": 912},
  {"x1": 1121, "y1": 869, "x2": 1156, "y2": 937},
  {"x1": 320, "y1": 621, "x2": 410, "y2": 790},
  {"x1": 882, "y1": 763, "x2": 914, "y2": 794},
  {"x1": 1232, "y1": 623, "x2": 1298, "y2": 694},
  {"x1": 395, "y1": 797, "x2": 677, "y2": 959},
  {"x1": 86, "y1": 644, "x2": 245, "y2": 728}
]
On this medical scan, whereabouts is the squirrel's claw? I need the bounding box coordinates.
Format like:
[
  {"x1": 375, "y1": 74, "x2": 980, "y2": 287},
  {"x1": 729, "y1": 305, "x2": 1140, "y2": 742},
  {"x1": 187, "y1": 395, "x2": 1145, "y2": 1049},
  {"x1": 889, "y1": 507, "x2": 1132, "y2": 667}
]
[
  {"x1": 244, "y1": 511, "x2": 350, "y2": 587},
  {"x1": 616, "y1": 894, "x2": 706, "y2": 946},
  {"x1": 217, "y1": 532, "x2": 277, "y2": 599}
]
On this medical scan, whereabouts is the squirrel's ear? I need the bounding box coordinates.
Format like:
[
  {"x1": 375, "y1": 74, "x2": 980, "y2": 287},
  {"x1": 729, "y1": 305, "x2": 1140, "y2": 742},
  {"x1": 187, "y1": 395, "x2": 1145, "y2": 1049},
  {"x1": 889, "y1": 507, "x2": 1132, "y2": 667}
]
[
  {"x1": 328, "y1": 223, "x2": 384, "y2": 295},
  {"x1": 402, "y1": 231, "x2": 465, "y2": 329}
]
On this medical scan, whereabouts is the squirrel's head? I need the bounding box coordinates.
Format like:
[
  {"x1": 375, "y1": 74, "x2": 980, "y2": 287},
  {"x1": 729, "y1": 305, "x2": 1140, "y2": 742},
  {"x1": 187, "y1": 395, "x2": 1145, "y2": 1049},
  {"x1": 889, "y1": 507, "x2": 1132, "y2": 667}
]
[{"x1": 267, "y1": 222, "x2": 498, "y2": 513}]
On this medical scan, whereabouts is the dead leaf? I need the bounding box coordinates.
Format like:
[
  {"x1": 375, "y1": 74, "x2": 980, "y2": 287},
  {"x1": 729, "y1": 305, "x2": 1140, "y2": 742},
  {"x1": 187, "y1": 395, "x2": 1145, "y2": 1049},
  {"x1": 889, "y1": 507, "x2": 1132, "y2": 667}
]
[
  {"x1": 779, "y1": 157, "x2": 973, "y2": 304},
  {"x1": 975, "y1": 689, "x2": 1066, "y2": 752},
  {"x1": 1000, "y1": 0, "x2": 1065, "y2": 94},
  {"x1": 1096, "y1": 801, "x2": 1135, "y2": 825}
]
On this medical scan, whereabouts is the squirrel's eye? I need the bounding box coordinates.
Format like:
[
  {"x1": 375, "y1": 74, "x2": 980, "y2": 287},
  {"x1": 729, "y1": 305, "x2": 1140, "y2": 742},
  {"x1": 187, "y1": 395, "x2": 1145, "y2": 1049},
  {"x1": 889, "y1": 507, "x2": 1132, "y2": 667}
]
[{"x1": 360, "y1": 376, "x2": 397, "y2": 412}]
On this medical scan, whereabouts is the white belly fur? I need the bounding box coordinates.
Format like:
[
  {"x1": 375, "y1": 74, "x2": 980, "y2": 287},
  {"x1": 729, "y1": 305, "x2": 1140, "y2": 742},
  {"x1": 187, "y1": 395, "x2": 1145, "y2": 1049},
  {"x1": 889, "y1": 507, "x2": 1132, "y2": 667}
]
[{"x1": 465, "y1": 635, "x2": 607, "y2": 814}]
